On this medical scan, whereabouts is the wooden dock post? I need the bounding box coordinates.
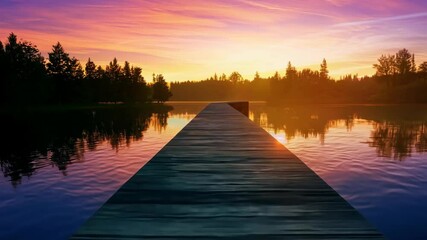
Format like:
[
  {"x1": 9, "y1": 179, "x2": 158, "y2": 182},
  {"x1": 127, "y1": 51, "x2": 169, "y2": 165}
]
[
  {"x1": 71, "y1": 102, "x2": 383, "y2": 239},
  {"x1": 227, "y1": 101, "x2": 249, "y2": 116}
]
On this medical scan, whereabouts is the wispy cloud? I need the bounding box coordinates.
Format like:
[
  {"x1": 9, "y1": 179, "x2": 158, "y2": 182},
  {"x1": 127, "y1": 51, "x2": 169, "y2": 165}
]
[
  {"x1": 334, "y1": 12, "x2": 427, "y2": 27},
  {"x1": 325, "y1": 0, "x2": 354, "y2": 7},
  {"x1": 1, "y1": 0, "x2": 427, "y2": 80},
  {"x1": 239, "y1": 0, "x2": 341, "y2": 20}
]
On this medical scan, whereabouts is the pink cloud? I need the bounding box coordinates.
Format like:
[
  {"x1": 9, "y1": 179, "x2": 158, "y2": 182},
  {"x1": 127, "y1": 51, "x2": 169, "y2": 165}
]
[{"x1": 1, "y1": 0, "x2": 427, "y2": 81}]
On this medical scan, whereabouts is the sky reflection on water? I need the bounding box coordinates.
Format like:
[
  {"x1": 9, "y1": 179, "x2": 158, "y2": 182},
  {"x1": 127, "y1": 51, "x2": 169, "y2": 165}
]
[
  {"x1": 1, "y1": 103, "x2": 427, "y2": 239},
  {"x1": 250, "y1": 103, "x2": 427, "y2": 239},
  {"x1": 0, "y1": 103, "x2": 206, "y2": 240}
]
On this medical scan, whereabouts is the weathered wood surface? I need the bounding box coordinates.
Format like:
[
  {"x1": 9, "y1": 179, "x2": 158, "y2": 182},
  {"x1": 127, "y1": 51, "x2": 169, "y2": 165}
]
[{"x1": 71, "y1": 103, "x2": 383, "y2": 239}]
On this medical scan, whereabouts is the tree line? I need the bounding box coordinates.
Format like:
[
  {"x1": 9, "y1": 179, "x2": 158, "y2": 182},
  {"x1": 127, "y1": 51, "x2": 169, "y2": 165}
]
[
  {"x1": 171, "y1": 49, "x2": 427, "y2": 103},
  {"x1": 0, "y1": 33, "x2": 172, "y2": 106},
  {"x1": 3, "y1": 32, "x2": 427, "y2": 105}
]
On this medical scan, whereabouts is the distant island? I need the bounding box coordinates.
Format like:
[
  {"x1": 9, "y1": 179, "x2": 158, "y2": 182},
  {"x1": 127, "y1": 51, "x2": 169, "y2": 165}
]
[{"x1": 2, "y1": 33, "x2": 427, "y2": 106}]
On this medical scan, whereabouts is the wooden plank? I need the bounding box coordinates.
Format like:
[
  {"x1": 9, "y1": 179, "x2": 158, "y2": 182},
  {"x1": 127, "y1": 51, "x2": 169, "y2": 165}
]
[{"x1": 71, "y1": 103, "x2": 383, "y2": 239}]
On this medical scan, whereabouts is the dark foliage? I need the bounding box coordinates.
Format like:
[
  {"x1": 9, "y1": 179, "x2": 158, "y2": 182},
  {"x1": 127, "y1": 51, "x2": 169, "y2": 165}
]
[
  {"x1": 152, "y1": 74, "x2": 172, "y2": 103},
  {"x1": 171, "y1": 50, "x2": 427, "y2": 103},
  {"x1": 0, "y1": 33, "x2": 48, "y2": 105},
  {"x1": 1, "y1": 33, "x2": 172, "y2": 106}
]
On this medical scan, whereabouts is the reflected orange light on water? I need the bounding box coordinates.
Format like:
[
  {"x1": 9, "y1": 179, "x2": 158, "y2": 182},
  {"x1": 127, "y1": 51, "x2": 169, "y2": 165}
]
[
  {"x1": 267, "y1": 131, "x2": 287, "y2": 145},
  {"x1": 66, "y1": 112, "x2": 199, "y2": 196}
]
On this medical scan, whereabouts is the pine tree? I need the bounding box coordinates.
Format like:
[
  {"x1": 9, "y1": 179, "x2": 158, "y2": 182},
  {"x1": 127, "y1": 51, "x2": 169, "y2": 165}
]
[
  {"x1": 83, "y1": 58, "x2": 97, "y2": 102},
  {"x1": 131, "y1": 67, "x2": 143, "y2": 84},
  {"x1": 69, "y1": 57, "x2": 84, "y2": 80},
  {"x1": 286, "y1": 61, "x2": 297, "y2": 80},
  {"x1": 418, "y1": 62, "x2": 427, "y2": 73},
  {"x1": 105, "y1": 58, "x2": 122, "y2": 102},
  {"x1": 395, "y1": 48, "x2": 412, "y2": 75},
  {"x1": 131, "y1": 66, "x2": 148, "y2": 102},
  {"x1": 0, "y1": 40, "x2": 5, "y2": 81},
  {"x1": 85, "y1": 58, "x2": 96, "y2": 79},
  {"x1": 3, "y1": 33, "x2": 46, "y2": 104},
  {"x1": 122, "y1": 61, "x2": 131, "y2": 79},
  {"x1": 0, "y1": 41, "x2": 4, "y2": 56},
  {"x1": 121, "y1": 61, "x2": 133, "y2": 102},
  {"x1": 254, "y1": 71, "x2": 261, "y2": 81},
  {"x1": 320, "y1": 58, "x2": 329, "y2": 80},
  {"x1": 47, "y1": 42, "x2": 85, "y2": 102},
  {"x1": 273, "y1": 71, "x2": 281, "y2": 81},
  {"x1": 47, "y1": 42, "x2": 70, "y2": 79},
  {"x1": 106, "y1": 58, "x2": 121, "y2": 82},
  {"x1": 411, "y1": 54, "x2": 416, "y2": 73}
]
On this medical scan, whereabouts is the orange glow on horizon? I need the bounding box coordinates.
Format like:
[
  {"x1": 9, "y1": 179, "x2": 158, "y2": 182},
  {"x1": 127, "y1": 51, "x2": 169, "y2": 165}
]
[{"x1": 1, "y1": 0, "x2": 427, "y2": 82}]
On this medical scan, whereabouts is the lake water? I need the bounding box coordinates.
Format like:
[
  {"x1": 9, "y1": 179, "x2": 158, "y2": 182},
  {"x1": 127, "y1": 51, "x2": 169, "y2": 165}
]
[
  {"x1": 250, "y1": 103, "x2": 427, "y2": 239},
  {"x1": 1, "y1": 102, "x2": 427, "y2": 239},
  {"x1": 0, "y1": 103, "x2": 206, "y2": 240}
]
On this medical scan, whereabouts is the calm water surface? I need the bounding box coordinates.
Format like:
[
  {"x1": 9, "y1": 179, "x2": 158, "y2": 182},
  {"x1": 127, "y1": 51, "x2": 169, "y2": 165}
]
[
  {"x1": 250, "y1": 103, "x2": 427, "y2": 240},
  {"x1": 1, "y1": 102, "x2": 427, "y2": 239},
  {"x1": 0, "y1": 102, "x2": 206, "y2": 240}
]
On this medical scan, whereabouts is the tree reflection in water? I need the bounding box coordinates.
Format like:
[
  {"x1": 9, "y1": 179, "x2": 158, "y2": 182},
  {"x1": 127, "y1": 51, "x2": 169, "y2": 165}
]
[
  {"x1": 370, "y1": 121, "x2": 427, "y2": 160},
  {"x1": 250, "y1": 104, "x2": 427, "y2": 161},
  {"x1": 0, "y1": 105, "x2": 172, "y2": 186}
]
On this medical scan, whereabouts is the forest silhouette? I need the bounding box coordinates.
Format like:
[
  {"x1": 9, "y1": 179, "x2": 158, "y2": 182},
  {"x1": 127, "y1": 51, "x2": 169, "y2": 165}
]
[
  {"x1": 2, "y1": 33, "x2": 427, "y2": 105},
  {"x1": 0, "y1": 33, "x2": 172, "y2": 106},
  {"x1": 171, "y1": 50, "x2": 427, "y2": 103}
]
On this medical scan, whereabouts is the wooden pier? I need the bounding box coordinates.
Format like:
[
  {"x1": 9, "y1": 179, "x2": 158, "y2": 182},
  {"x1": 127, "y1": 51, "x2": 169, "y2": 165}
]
[{"x1": 71, "y1": 102, "x2": 382, "y2": 239}]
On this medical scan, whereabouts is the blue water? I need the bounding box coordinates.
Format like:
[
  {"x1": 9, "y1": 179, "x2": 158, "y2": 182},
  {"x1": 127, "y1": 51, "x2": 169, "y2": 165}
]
[
  {"x1": 250, "y1": 103, "x2": 427, "y2": 239},
  {"x1": 1, "y1": 103, "x2": 427, "y2": 239},
  {"x1": 0, "y1": 103, "x2": 205, "y2": 240}
]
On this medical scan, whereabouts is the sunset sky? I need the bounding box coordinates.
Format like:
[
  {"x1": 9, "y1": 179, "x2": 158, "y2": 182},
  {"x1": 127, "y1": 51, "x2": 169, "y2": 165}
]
[{"x1": 1, "y1": 0, "x2": 427, "y2": 82}]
